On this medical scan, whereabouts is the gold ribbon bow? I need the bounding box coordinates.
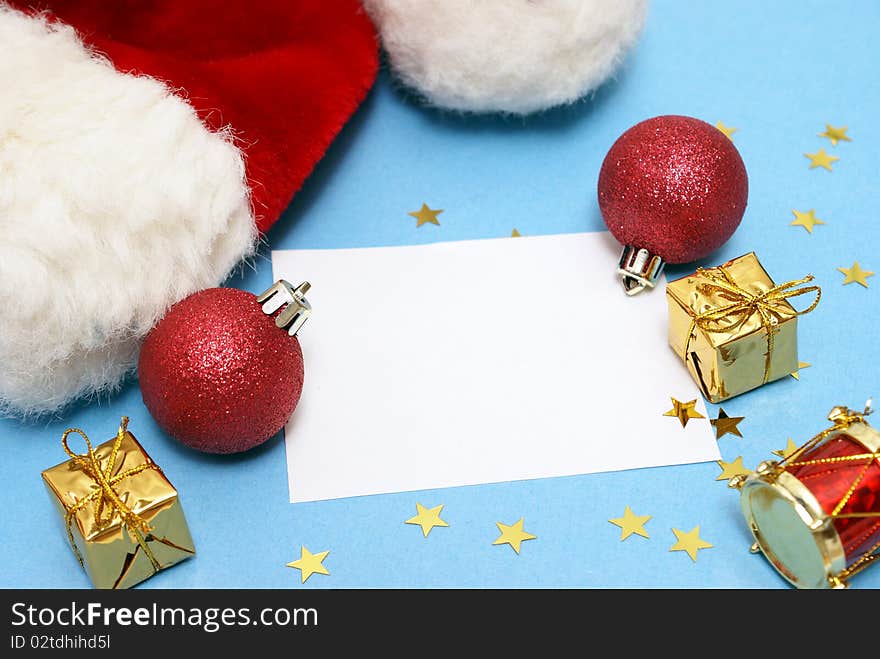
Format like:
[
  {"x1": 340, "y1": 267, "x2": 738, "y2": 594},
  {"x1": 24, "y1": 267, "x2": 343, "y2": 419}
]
[
  {"x1": 685, "y1": 266, "x2": 821, "y2": 384},
  {"x1": 61, "y1": 417, "x2": 161, "y2": 573}
]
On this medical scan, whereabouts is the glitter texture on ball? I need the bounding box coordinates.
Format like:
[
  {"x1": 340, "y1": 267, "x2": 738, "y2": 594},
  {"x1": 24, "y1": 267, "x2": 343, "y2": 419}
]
[
  {"x1": 598, "y1": 115, "x2": 748, "y2": 264},
  {"x1": 138, "y1": 287, "x2": 304, "y2": 454}
]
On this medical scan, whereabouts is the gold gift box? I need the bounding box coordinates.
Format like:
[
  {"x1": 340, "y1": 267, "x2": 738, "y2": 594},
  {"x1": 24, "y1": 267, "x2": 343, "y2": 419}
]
[
  {"x1": 666, "y1": 252, "x2": 816, "y2": 403},
  {"x1": 42, "y1": 420, "x2": 195, "y2": 589}
]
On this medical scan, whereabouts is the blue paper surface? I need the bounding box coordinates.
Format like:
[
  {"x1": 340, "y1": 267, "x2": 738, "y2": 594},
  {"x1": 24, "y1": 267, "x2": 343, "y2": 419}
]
[{"x1": 1, "y1": 0, "x2": 878, "y2": 589}]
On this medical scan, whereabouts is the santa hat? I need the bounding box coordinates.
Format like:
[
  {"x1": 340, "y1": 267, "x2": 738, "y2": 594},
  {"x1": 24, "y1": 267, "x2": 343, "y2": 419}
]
[
  {"x1": 0, "y1": 1, "x2": 377, "y2": 415},
  {"x1": 1, "y1": 1, "x2": 647, "y2": 416}
]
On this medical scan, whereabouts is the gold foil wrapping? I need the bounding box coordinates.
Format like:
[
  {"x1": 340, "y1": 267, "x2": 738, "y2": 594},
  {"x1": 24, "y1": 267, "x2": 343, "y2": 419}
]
[
  {"x1": 666, "y1": 252, "x2": 817, "y2": 403},
  {"x1": 42, "y1": 423, "x2": 195, "y2": 589}
]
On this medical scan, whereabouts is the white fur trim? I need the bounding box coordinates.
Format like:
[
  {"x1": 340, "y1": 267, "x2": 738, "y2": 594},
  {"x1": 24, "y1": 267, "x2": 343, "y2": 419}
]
[
  {"x1": 363, "y1": 0, "x2": 648, "y2": 114},
  {"x1": 0, "y1": 5, "x2": 257, "y2": 416}
]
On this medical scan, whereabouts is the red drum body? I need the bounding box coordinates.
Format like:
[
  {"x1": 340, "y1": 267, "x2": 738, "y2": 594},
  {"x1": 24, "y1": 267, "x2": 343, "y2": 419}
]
[{"x1": 738, "y1": 407, "x2": 880, "y2": 588}]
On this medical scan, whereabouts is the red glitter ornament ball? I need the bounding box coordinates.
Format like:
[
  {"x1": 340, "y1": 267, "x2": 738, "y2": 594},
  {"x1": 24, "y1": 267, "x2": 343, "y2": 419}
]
[
  {"x1": 598, "y1": 115, "x2": 748, "y2": 264},
  {"x1": 138, "y1": 287, "x2": 304, "y2": 454}
]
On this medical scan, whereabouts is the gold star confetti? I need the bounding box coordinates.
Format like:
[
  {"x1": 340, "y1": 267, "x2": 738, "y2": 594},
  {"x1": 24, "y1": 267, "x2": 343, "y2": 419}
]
[
  {"x1": 818, "y1": 124, "x2": 851, "y2": 146},
  {"x1": 804, "y1": 148, "x2": 839, "y2": 171},
  {"x1": 715, "y1": 120, "x2": 737, "y2": 140},
  {"x1": 716, "y1": 456, "x2": 753, "y2": 481},
  {"x1": 286, "y1": 546, "x2": 330, "y2": 583},
  {"x1": 511, "y1": 228, "x2": 521, "y2": 237},
  {"x1": 772, "y1": 438, "x2": 799, "y2": 460},
  {"x1": 837, "y1": 261, "x2": 874, "y2": 287},
  {"x1": 608, "y1": 506, "x2": 651, "y2": 540},
  {"x1": 663, "y1": 397, "x2": 705, "y2": 428},
  {"x1": 710, "y1": 408, "x2": 745, "y2": 439},
  {"x1": 790, "y1": 361, "x2": 811, "y2": 380},
  {"x1": 408, "y1": 203, "x2": 443, "y2": 227},
  {"x1": 790, "y1": 209, "x2": 825, "y2": 233},
  {"x1": 492, "y1": 518, "x2": 537, "y2": 554},
  {"x1": 405, "y1": 502, "x2": 449, "y2": 537},
  {"x1": 669, "y1": 526, "x2": 713, "y2": 562}
]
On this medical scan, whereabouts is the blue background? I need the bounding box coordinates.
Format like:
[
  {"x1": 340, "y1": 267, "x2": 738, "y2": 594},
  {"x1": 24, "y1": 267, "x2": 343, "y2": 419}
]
[{"x1": 2, "y1": 0, "x2": 878, "y2": 589}]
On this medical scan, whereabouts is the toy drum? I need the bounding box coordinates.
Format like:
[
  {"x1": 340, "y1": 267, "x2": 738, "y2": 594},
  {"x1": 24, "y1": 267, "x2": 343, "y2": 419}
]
[{"x1": 732, "y1": 404, "x2": 880, "y2": 589}]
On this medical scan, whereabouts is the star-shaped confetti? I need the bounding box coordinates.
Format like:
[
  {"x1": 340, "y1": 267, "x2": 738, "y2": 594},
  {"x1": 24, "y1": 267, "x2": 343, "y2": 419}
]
[
  {"x1": 608, "y1": 506, "x2": 651, "y2": 541},
  {"x1": 715, "y1": 120, "x2": 737, "y2": 140},
  {"x1": 408, "y1": 203, "x2": 443, "y2": 227},
  {"x1": 492, "y1": 518, "x2": 537, "y2": 554},
  {"x1": 286, "y1": 546, "x2": 330, "y2": 583},
  {"x1": 669, "y1": 526, "x2": 713, "y2": 562},
  {"x1": 818, "y1": 124, "x2": 851, "y2": 146},
  {"x1": 790, "y1": 209, "x2": 825, "y2": 233},
  {"x1": 790, "y1": 361, "x2": 811, "y2": 380},
  {"x1": 837, "y1": 261, "x2": 874, "y2": 287},
  {"x1": 663, "y1": 397, "x2": 705, "y2": 428},
  {"x1": 511, "y1": 228, "x2": 521, "y2": 237},
  {"x1": 804, "y1": 148, "x2": 839, "y2": 171},
  {"x1": 716, "y1": 456, "x2": 753, "y2": 481},
  {"x1": 772, "y1": 438, "x2": 799, "y2": 460},
  {"x1": 710, "y1": 408, "x2": 745, "y2": 439},
  {"x1": 405, "y1": 503, "x2": 449, "y2": 537}
]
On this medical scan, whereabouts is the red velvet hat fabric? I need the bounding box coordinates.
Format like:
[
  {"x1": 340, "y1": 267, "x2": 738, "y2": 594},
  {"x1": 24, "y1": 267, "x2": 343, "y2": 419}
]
[{"x1": 9, "y1": 0, "x2": 379, "y2": 233}]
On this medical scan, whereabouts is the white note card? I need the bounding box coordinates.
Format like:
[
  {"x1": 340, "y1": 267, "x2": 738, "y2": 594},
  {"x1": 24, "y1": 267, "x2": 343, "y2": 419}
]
[{"x1": 273, "y1": 232, "x2": 719, "y2": 503}]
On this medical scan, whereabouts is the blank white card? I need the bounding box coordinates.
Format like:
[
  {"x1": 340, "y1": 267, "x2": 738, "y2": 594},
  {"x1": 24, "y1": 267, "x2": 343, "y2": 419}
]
[{"x1": 273, "y1": 232, "x2": 718, "y2": 503}]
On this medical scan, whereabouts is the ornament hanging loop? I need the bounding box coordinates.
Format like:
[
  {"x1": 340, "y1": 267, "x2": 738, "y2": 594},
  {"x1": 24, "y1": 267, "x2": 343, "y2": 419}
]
[
  {"x1": 826, "y1": 399, "x2": 873, "y2": 428},
  {"x1": 617, "y1": 245, "x2": 665, "y2": 296},
  {"x1": 257, "y1": 280, "x2": 312, "y2": 336}
]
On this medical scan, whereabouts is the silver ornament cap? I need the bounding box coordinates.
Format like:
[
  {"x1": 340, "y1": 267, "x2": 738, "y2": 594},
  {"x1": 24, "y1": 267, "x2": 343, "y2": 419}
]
[
  {"x1": 617, "y1": 245, "x2": 665, "y2": 296},
  {"x1": 257, "y1": 280, "x2": 312, "y2": 336}
]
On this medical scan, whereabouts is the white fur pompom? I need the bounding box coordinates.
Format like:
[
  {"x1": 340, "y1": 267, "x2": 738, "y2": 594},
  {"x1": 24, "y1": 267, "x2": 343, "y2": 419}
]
[
  {"x1": 363, "y1": 0, "x2": 648, "y2": 114},
  {"x1": 0, "y1": 6, "x2": 256, "y2": 416}
]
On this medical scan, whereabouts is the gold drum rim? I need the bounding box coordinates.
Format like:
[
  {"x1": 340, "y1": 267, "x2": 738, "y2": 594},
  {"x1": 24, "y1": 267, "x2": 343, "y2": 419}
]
[{"x1": 740, "y1": 468, "x2": 846, "y2": 589}]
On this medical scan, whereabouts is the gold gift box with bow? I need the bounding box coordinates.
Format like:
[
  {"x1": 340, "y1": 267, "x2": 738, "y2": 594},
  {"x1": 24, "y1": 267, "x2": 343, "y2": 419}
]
[
  {"x1": 666, "y1": 252, "x2": 820, "y2": 403},
  {"x1": 41, "y1": 418, "x2": 195, "y2": 589}
]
